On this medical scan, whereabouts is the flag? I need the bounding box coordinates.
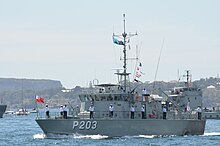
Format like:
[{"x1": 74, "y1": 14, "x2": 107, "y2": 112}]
[
  {"x1": 136, "y1": 72, "x2": 141, "y2": 78},
  {"x1": 135, "y1": 62, "x2": 142, "y2": 78},
  {"x1": 136, "y1": 67, "x2": 141, "y2": 78},
  {"x1": 139, "y1": 62, "x2": 142, "y2": 67},
  {"x1": 112, "y1": 36, "x2": 124, "y2": 45},
  {"x1": 135, "y1": 61, "x2": 144, "y2": 82},
  {"x1": 36, "y1": 95, "x2": 44, "y2": 103}
]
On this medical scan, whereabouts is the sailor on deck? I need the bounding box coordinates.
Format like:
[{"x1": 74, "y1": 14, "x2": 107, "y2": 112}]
[
  {"x1": 130, "y1": 105, "x2": 135, "y2": 119},
  {"x1": 186, "y1": 102, "x2": 191, "y2": 112},
  {"x1": 63, "y1": 105, "x2": 68, "y2": 119},
  {"x1": 109, "y1": 104, "x2": 114, "y2": 118},
  {"x1": 60, "y1": 105, "x2": 63, "y2": 118},
  {"x1": 196, "y1": 106, "x2": 202, "y2": 120},
  {"x1": 142, "y1": 88, "x2": 149, "y2": 102},
  {"x1": 141, "y1": 105, "x2": 145, "y2": 119},
  {"x1": 162, "y1": 106, "x2": 167, "y2": 120},
  {"x1": 45, "y1": 104, "x2": 50, "y2": 118},
  {"x1": 76, "y1": 105, "x2": 80, "y2": 116},
  {"x1": 89, "y1": 104, "x2": 94, "y2": 119}
]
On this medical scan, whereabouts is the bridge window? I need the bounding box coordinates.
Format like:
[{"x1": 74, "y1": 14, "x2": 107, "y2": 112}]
[
  {"x1": 101, "y1": 96, "x2": 106, "y2": 101},
  {"x1": 107, "y1": 95, "x2": 113, "y2": 101}
]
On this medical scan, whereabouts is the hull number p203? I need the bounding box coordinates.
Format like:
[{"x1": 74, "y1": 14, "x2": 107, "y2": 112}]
[{"x1": 73, "y1": 121, "x2": 98, "y2": 130}]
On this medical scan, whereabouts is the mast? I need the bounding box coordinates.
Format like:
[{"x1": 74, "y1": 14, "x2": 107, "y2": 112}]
[
  {"x1": 114, "y1": 14, "x2": 137, "y2": 93},
  {"x1": 122, "y1": 14, "x2": 127, "y2": 92}
]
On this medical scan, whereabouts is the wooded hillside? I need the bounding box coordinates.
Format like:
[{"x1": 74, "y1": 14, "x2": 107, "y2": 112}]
[{"x1": 1, "y1": 77, "x2": 220, "y2": 109}]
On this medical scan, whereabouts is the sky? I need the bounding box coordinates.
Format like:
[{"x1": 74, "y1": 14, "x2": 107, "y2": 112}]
[{"x1": 0, "y1": 0, "x2": 220, "y2": 88}]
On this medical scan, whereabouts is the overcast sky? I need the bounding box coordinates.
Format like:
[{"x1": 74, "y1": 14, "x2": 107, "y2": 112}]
[{"x1": 0, "y1": 0, "x2": 219, "y2": 88}]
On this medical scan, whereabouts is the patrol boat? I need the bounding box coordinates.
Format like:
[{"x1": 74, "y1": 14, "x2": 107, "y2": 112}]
[
  {"x1": 203, "y1": 108, "x2": 220, "y2": 119},
  {"x1": 36, "y1": 14, "x2": 206, "y2": 137}
]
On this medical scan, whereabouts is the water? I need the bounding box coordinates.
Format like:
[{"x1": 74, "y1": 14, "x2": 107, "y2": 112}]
[{"x1": 1, "y1": 114, "x2": 220, "y2": 146}]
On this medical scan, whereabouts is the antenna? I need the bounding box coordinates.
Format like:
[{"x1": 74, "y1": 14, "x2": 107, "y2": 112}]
[
  {"x1": 153, "y1": 39, "x2": 165, "y2": 89},
  {"x1": 177, "y1": 69, "x2": 180, "y2": 82}
]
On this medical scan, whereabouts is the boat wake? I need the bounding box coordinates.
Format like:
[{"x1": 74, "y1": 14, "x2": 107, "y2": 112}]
[
  {"x1": 119, "y1": 135, "x2": 176, "y2": 139},
  {"x1": 33, "y1": 133, "x2": 46, "y2": 139},
  {"x1": 73, "y1": 134, "x2": 109, "y2": 139},
  {"x1": 33, "y1": 133, "x2": 178, "y2": 140},
  {"x1": 33, "y1": 133, "x2": 109, "y2": 139},
  {"x1": 139, "y1": 135, "x2": 177, "y2": 139},
  {"x1": 138, "y1": 135, "x2": 157, "y2": 139},
  {"x1": 33, "y1": 133, "x2": 219, "y2": 140}
]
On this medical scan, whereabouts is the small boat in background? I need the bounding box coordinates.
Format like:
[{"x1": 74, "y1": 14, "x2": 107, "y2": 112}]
[
  {"x1": 5, "y1": 110, "x2": 14, "y2": 115},
  {"x1": 30, "y1": 108, "x2": 38, "y2": 113},
  {"x1": 15, "y1": 79, "x2": 30, "y2": 116},
  {"x1": 15, "y1": 108, "x2": 30, "y2": 115}
]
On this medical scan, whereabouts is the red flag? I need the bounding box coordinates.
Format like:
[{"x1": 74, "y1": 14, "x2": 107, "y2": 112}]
[{"x1": 36, "y1": 96, "x2": 44, "y2": 103}]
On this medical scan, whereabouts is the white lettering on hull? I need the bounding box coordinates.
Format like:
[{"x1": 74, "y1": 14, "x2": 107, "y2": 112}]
[{"x1": 72, "y1": 121, "x2": 98, "y2": 130}]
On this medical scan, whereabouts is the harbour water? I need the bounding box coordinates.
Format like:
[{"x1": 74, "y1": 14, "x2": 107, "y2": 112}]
[{"x1": 1, "y1": 113, "x2": 220, "y2": 146}]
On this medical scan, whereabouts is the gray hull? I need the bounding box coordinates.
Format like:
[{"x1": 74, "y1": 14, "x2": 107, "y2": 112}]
[
  {"x1": 0, "y1": 105, "x2": 7, "y2": 118},
  {"x1": 36, "y1": 119, "x2": 206, "y2": 137}
]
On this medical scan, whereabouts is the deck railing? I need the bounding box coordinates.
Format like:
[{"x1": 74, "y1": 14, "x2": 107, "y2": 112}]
[{"x1": 36, "y1": 110, "x2": 201, "y2": 120}]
